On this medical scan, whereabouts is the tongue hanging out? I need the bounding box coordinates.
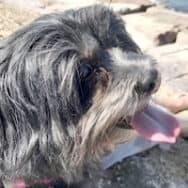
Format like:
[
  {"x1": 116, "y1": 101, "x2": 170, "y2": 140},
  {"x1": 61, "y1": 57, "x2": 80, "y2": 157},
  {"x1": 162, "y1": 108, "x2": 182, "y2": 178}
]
[{"x1": 131, "y1": 102, "x2": 180, "y2": 143}]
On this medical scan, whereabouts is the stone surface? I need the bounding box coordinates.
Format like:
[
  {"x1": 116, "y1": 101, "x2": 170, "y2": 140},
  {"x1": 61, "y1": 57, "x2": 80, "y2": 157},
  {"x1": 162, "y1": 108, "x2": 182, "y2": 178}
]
[
  {"x1": 107, "y1": 3, "x2": 143, "y2": 14},
  {"x1": 155, "y1": 30, "x2": 178, "y2": 45},
  {"x1": 123, "y1": 13, "x2": 175, "y2": 50},
  {"x1": 0, "y1": 3, "x2": 39, "y2": 38},
  {"x1": 112, "y1": 0, "x2": 152, "y2": 5},
  {"x1": 93, "y1": 139, "x2": 188, "y2": 188},
  {"x1": 1, "y1": 0, "x2": 45, "y2": 10},
  {"x1": 44, "y1": 2, "x2": 152, "y2": 15},
  {"x1": 0, "y1": 0, "x2": 154, "y2": 13},
  {"x1": 46, "y1": 3, "x2": 141, "y2": 13},
  {"x1": 150, "y1": 0, "x2": 188, "y2": 13},
  {"x1": 177, "y1": 29, "x2": 188, "y2": 44},
  {"x1": 147, "y1": 44, "x2": 188, "y2": 94},
  {"x1": 123, "y1": 7, "x2": 188, "y2": 49},
  {"x1": 146, "y1": 7, "x2": 188, "y2": 27}
]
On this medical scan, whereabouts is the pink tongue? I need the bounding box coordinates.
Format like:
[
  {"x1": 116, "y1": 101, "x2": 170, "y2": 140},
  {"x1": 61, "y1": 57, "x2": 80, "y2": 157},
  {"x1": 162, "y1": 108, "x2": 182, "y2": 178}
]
[{"x1": 131, "y1": 102, "x2": 180, "y2": 143}]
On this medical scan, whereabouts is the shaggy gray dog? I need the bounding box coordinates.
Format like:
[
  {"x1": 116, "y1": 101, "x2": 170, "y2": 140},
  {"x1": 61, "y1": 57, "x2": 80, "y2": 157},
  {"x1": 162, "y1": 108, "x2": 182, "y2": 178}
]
[{"x1": 0, "y1": 4, "x2": 178, "y2": 188}]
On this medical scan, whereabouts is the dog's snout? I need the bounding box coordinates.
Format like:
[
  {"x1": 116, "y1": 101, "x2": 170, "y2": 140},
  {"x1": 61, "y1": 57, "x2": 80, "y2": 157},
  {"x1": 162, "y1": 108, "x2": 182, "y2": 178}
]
[{"x1": 136, "y1": 69, "x2": 161, "y2": 94}]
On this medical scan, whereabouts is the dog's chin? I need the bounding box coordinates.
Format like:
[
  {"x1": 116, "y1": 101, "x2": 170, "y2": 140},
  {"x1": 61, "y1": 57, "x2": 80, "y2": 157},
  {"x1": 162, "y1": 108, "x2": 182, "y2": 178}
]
[
  {"x1": 113, "y1": 122, "x2": 136, "y2": 145},
  {"x1": 103, "y1": 98, "x2": 149, "y2": 146},
  {"x1": 116, "y1": 103, "x2": 148, "y2": 130},
  {"x1": 114, "y1": 114, "x2": 144, "y2": 144}
]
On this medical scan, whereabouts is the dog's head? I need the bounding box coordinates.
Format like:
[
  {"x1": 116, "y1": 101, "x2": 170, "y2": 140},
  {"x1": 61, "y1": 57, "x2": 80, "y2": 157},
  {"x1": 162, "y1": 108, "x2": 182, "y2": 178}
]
[
  {"x1": 49, "y1": 6, "x2": 160, "y2": 159},
  {"x1": 0, "y1": 5, "x2": 179, "y2": 184}
]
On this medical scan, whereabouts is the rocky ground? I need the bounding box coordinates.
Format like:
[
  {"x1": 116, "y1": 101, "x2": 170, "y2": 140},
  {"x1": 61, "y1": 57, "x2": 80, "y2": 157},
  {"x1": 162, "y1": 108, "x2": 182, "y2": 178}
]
[{"x1": 0, "y1": 0, "x2": 188, "y2": 187}]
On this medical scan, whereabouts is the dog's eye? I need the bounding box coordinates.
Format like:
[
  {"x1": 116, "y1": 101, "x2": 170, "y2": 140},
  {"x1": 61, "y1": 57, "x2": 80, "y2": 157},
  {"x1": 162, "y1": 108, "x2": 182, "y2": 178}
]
[
  {"x1": 78, "y1": 63, "x2": 95, "y2": 109},
  {"x1": 79, "y1": 64, "x2": 94, "y2": 79}
]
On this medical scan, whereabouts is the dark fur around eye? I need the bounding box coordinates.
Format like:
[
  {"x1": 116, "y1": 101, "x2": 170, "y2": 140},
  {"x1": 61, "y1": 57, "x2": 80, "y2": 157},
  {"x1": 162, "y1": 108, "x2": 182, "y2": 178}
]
[
  {"x1": 78, "y1": 64, "x2": 96, "y2": 109},
  {"x1": 79, "y1": 63, "x2": 94, "y2": 79}
]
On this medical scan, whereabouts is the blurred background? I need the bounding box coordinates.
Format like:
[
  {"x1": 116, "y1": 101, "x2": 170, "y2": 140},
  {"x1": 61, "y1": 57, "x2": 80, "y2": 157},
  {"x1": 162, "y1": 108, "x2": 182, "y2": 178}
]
[{"x1": 0, "y1": 0, "x2": 188, "y2": 187}]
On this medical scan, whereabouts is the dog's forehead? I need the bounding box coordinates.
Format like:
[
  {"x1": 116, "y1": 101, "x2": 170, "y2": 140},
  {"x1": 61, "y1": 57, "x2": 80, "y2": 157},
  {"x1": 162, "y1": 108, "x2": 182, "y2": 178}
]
[
  {"x1": 80, "y1": 33, "x2": 100, "y2": 60},
  {"x1": 66, "y1": 6, "x2": 140, "y2": 56},
  {"x1": 108, "y1": 48, "x2": 153, "y2": 66}
]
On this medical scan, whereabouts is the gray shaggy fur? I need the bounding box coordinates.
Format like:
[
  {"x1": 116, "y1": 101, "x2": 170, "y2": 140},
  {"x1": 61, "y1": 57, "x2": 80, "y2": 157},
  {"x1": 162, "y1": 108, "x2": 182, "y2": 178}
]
[{"x1": 0, "y1": 5, "x2": 160, "y2": 188}]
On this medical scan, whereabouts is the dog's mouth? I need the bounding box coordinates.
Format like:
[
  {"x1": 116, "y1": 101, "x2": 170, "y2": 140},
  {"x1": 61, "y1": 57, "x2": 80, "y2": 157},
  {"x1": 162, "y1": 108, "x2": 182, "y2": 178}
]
[{"x1": 118, "y1": 101, "x2": 180, "y2": 144}]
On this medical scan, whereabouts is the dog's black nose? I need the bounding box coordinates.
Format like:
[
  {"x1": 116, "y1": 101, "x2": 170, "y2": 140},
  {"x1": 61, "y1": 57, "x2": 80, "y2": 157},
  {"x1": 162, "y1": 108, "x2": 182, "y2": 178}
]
[{"x1": 136, "y1": 69, "x2": 160, "y2": 94}]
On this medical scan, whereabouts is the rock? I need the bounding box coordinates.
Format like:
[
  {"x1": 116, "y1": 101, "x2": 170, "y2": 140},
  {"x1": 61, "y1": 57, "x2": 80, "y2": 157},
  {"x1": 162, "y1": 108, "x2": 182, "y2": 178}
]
[
  {"x1": 111, "y1": 0, "x2": 152, "y2": 5},
  {"x1": 45, "y1": 2, "x2": 153, "y2": 15},
  {"x1": 150, "y1": 0, "x2": 188, "y2": 13},
  {"x1": 1, "y1": 0, "x2": 45, "y2": 10},
  {"x1": 0, "y1": 3, "x2": 39, "y2": 38},
  {"x1": 146, "y1": 7, "x2": 188, "y2": 27},
  {"x1": 147, "y1": 44, "x2": 188, "y2": 94},
  {"x1": 112, "y1": 4, "x2": 155, "y2": 15},
  {"x1": 155, "y1": 30, "x2": 178, "y2": 46},
  {"x1": 123, "y1": 7, "x2": 188, "y2": 49},
  {"x1": 155, "y1": 85, "x2": 177, "y2": 99},
  {"x1": 62, "y1": 0, "x2": 97, "y2": 3},
  {"x1": 94, "y1": 139, "x2": 188, "y2": 188},
  {"x1": 177, "y1": 29, "x2": 188, "y2": 44},
  {"x1": 123, "y1": 13, "x2": 175, "y2": 49},
  {"x1": 102, "y1": 137, "x2": 156, "y2": 169},
  {"x1": 47, "y1": 0, "x2": 153, "y2": 6},
  {"x1": 107, "y1": 3, "x2": 147, "y2": 14}
]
